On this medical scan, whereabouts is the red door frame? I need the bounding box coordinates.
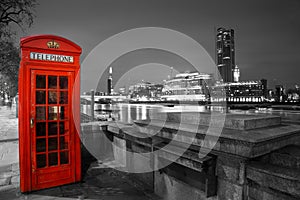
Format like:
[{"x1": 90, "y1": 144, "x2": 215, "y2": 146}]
[{"x1": 19, "y1": 35, "x2": 82, "y2": 192}]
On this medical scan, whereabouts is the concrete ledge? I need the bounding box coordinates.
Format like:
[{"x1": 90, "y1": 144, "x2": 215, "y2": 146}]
[
  {"x1": 247, "y1": 162, "x2": 300, "y2": 198},
  {"x1": 133, "y1": 119, "x2": 300, "y2": 158},
  {"x1": 155, "y1": 164, "x2": 217, "y2": 199},
  {"x1": 151, "y1": 112, "x2": 281, "y2": 130},
  {"x1": 248, "y1": 181, "x2": 299, "y2": 200}
]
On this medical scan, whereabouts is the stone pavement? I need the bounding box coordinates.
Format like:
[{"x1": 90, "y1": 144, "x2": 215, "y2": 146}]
[{"x1": 0, "y1": 105, "x2": 19, "y2": 191}]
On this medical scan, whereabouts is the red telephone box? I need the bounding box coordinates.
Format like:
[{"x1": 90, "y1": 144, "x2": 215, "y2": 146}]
[{"x1": 19, "y1": 35, "x2": 82, "y2": 192}]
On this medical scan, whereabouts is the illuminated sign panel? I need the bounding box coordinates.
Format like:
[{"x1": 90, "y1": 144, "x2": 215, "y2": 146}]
[{"x1": 30, "y1": 52, "x2": 74, "y2": 63}]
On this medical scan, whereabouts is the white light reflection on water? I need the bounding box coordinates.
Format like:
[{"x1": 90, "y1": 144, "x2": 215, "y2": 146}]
[
  {"x1": 96, "y1": 103, "x2": 227, "y2": 123},
  {"x1": 95, "y1": 103, "x2": 300, "y2": 123}
]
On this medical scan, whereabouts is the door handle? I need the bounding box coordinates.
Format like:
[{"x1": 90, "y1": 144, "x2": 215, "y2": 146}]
[{"x1": 30, "y1": 118, "x2": 34, "y2": 128}]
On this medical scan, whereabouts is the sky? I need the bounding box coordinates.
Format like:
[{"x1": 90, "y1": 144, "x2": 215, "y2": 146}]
[{"x1": 14, "y1": 0, "x2": 300, "y2": 92}]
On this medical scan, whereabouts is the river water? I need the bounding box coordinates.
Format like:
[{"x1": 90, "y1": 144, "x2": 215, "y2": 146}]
[{"x1": 95, "y1": 103, "x2": 300, "y2": 123}]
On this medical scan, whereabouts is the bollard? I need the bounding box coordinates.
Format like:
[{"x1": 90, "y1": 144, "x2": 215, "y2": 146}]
[{"x1": 91, "y1": 89, "x2": 94, "y2": 121}]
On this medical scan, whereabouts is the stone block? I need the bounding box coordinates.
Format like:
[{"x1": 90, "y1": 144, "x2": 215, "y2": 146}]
[
  {"x1": 268, "y1": 145, "x2": 300, "y2": 169},
  {"x1": 224, "y1": 114, "x2": 281, "y2": 130},
  {"x1": 113, "y1": 137, "x2": 126, "y2": 167},
  {"x1": 270, "y1": 152, "x2": 300, "y2": 169},
  {"x1": 248, "y1": 184, "x2": 263, "y2": 200},
  {"x1": 154, "y1": 171, "x2": 217, "y2": 200},
  {"x1": 154, "y1": 143, "x2": 215, "y2": 174},
  {"x1": 247, "y1": 162, "x2": 300, "y2": 198},
  {"x1": 218, "y1": 164, "x2": 239, "y2": 182},
  {"x1": 131, "y1": 172, "x2": 154, "y2": 191},
  {"x1": 126, "y1": 149, "x2": 152, "y2": 173},
  {"x1": 216, "y1": 156, "x2": 245, "y2": 183},
  {"x1": 248, "y1": 183, "x2": 299, "y2": 200},
  {"x1": 218, "y1": 179, "x2": 243, "y2": 200}
]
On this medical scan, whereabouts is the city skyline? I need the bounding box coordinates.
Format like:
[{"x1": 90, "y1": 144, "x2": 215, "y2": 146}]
[{"x1": 13, "y1": 0, "x2": 300, "y2": 91}]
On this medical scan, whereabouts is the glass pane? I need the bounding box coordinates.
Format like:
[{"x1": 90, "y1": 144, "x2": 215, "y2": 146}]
[
  {"x1": 59, "y1": 122, "x2": 65, "y2": 135},
  {"x1": 36, "y1": 91, "x2": 46, "y2": 104},
  {"x1": 48, "y1": 91, "x2": 58, "y2": 104},
  {"x1": 49, "y1": 152, "x2": 58, "y2": 166},
  {"x1": 48, "y1": 76, "x2": 57, "y2": 89},
  {"x1": 60, "y1": 136, "x2": 68, "y2": 150},
  {"x1": 36, "y1": 75, "x2": 46, "y2": 89},
  {"x1": 60, "y1": 91, "x2": 68, "y2": 104},
  {"x1": 59, "y1": 106, "x2": 68, "y2": 120},
  {"x1": 36, "y1": 154, "x2": 46, "y2": 168},
  {"x1": 60, "y1": 151, "x2": 69, "y2": 164},
  {"x1": 48, "y1": 122, "x2": 58, "y2": 136},
  {"x1": 48, "y1": 106, "x2": 58, "y2": 120},
  {"x1": 36, "y1": 122, "x2": 46, "y2": 137},
  {"x1": 48, "y1": 138, "x2": 58, "y2": 151},
  {"x1": 59, "y1": 76, "x2": 68, "y2": 89},
  {"x1": 36, "y1": 107, "x2": 46, "y2": 120},
  {"x1": 36, "y1": 138, "x2": 46, "y2": 152}
]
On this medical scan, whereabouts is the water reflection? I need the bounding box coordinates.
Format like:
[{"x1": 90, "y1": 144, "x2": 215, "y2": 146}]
[
  {"x1": 94, "y1": 103, "x2": 300, "y2": 124},
  {"x1": 96, "y1": 103, "x2": 227, "y2": 123}
]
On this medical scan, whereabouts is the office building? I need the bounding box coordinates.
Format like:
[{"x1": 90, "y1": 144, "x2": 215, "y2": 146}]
[
  {"x1": 216, "y1": 27, "x2": 235, "y2": 82},
  {"x1": 211, "y1": 80, "x2": 267, "y2": 103},
  {"x1": 128, "y1": 82, "x2": 163, "y2": 101},
  {"x1": 162, "y1": 72, "x2": 211, "y2": 101}
]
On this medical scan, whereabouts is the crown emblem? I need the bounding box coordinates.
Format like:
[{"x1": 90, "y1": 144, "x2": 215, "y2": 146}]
[{"x1": 47, "y1": 40, "x2": 60, "y2": 49}]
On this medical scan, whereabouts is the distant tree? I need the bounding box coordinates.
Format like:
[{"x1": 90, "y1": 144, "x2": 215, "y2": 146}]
[
  {"x1": 0, "y1": 40, "x2": 19, "y2": 97},
  {"x1": 0, "y1": 40, "x2": 19, "y2": 78},
  {"x1": 0, "y1": 0, "x2": 37, "y2": 96},
  {"x1": 0, "y1": 0, "x2": 37, "y2": 35}
]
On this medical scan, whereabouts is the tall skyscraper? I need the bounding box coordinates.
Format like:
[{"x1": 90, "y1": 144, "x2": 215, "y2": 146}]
[
  {"x1": 107, "y1": 66, "x2": 113, "y2": 95},
  {"x1": 216, "y1": 27, "x2": 235, "y2": 82}
]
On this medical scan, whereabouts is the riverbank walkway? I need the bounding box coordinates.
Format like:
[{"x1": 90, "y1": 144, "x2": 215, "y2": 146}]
[{"x1": 0, "y1": 105, "x2": 19, "y2": 192}]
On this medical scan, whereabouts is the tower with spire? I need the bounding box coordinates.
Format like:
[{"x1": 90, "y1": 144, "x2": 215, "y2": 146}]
[{"x1": 107, "y1": 66, "x2": 113, "y2": 95}]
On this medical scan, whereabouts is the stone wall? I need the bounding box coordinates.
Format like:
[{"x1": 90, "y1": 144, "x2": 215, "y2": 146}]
[{"x1": 107, "y1": 112, "x2": 300, "y2": 200}]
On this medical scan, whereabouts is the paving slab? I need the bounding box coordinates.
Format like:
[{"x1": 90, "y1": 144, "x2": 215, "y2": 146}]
[
  {"x1": 0, "y1": 106, "x2": 18, "y2": 142},
  {"x1": 0, "y1": 142, "x2": 19, "y2": 167}
]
